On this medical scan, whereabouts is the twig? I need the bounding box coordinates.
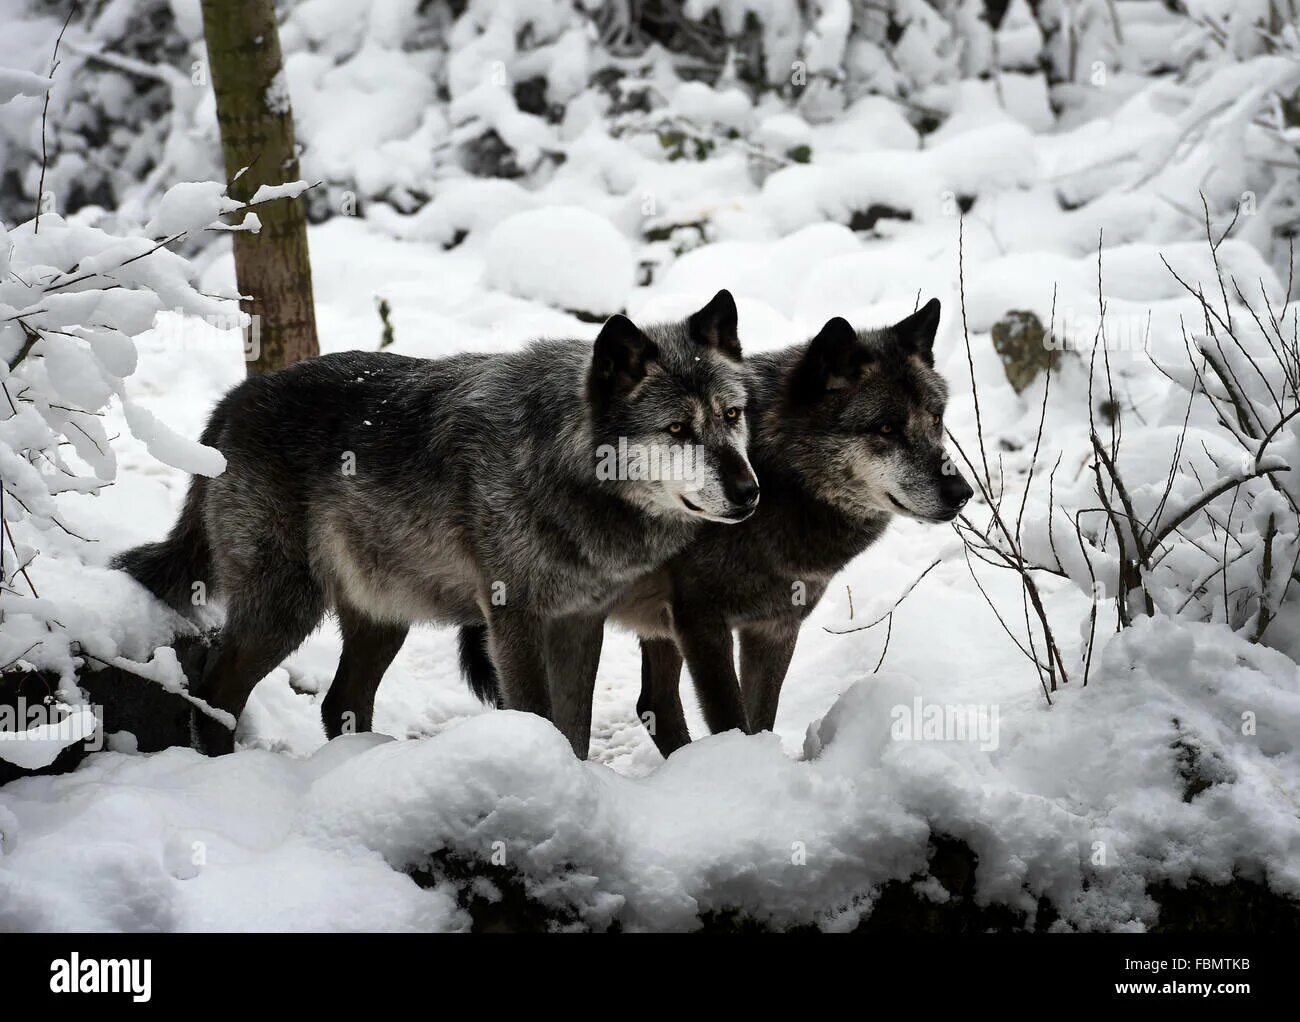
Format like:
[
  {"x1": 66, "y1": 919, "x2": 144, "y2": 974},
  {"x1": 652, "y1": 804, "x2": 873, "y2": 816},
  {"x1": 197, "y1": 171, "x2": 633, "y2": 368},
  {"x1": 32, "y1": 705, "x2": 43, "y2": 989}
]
[
  {"x1": 1251, "y1": 513, "x2": 1278, "y2": 643},
  {"x1": 823, "y1": 558, "x2": 943, "y2": 635},
  {"x1": 871, "y1": 613, "x2": 893, "y2": 674},
  {"x1": 34, "y1": 3, "x2": 77, "y2": 234},
  {"x1": 957, "y1": 216, "x2": 990, "y2": 484}
]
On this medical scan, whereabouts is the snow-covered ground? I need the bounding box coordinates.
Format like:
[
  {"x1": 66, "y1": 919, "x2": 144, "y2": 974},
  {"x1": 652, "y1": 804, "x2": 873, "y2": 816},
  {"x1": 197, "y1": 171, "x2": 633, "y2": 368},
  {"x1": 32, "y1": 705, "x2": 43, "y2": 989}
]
[{"x1": 4, "y1": 16, "x2": 1300, "y2": 929}]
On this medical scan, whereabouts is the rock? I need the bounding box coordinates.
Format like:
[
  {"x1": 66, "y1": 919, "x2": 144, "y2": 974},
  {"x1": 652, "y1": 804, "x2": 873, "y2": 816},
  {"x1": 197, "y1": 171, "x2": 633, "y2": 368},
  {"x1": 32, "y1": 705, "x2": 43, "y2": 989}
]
[
  {"x1": 848, "y1": 203, "x2": 912, "y2": 233},
  {"x1": 412, "y1": 833, "x2": 1300, "y2": 932},
  {"x1": 0, "y1": 631, "x2": 215, "y2": 785},
  {"x1": 990, "y1": 309, "x2": 1060, "y2": 393}
]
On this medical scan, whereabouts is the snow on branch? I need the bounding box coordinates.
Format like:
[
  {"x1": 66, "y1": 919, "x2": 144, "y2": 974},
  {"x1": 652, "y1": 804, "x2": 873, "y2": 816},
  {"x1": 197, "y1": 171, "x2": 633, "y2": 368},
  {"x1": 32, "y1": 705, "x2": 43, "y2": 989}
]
[{"x1": 0, "y1": 76, "x2": 315, "y2": 731}]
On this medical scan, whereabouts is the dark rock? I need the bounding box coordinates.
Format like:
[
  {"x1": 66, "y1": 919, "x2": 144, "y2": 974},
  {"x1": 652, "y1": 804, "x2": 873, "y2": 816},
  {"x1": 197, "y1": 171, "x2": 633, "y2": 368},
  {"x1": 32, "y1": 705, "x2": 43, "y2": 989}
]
[
  {"x1": 1150, "y1": 876, "x2": 1300, "y2": 933},
  {"x1": 0, "y1": 667, "x2": 90, "y2": 786},
  {"x1": 849, "y1": 204, "x2": 913, "y2": 232},
  {"x1": 990, "y1": 309, "x2": 1061, "y2": 393},
  {"x1": 411, "y1": 850, "x2": 590, "y2": 933},
  {"x1": 0, "y1": 632, "x2": 214, "y2": 786},
  {"x1": 408, "y1": 833, "x2": 1300, "y2": 933},
  {"x1": 459, "y1": 130, "x2": 526, "y2": 179},
  {"x1": 512, "y1": 75, "x2": 549, "y2": 117}
]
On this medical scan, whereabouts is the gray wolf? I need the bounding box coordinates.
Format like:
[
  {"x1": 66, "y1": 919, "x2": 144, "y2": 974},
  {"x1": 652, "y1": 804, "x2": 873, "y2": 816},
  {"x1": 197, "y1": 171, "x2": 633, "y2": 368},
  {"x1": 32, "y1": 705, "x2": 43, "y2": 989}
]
[
  {"x1": 461, "y1": 299, "x2": 971, "y2": 755},
  {"x1": 113, "y1": 291, "x2": 758, "y2": 757}
]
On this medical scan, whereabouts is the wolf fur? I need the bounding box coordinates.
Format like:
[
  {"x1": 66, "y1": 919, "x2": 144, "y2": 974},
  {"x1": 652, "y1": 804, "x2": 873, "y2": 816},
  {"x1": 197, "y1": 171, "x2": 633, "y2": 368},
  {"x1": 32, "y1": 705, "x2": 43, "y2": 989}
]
[
  {"x1": 460, "y1": 299, "x2": 973, "y2": 756},
  {"x1": 113, "y1": 291, "x2": 759, "y2": 758}
]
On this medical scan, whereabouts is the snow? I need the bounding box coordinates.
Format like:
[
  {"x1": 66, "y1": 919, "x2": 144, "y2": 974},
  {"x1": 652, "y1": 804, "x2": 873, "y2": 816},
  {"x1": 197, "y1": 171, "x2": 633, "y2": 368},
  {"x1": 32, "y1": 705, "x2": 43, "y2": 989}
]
[
  {"x1": 0, "y1": 68, "x2": 49, "y2": 102},
  {"x1": 369, "y1": 178, "x2": 534, "y2": 247},
  {"x1": 0, "y1": 707, "x2": 97, "y2": 771},
  {"x1": 3, "y1": 1, "x2": 1300, "y2": 932},
  {"x1": 145, "y1": 181, "x2": 239, "y2": 237},
  {"x1": 248, "y1": 180, "x2": 311, "y2": 204},
  {"x1": 484, "y1": 206, "x2": 635, "y2": 317},
  {"x1": 6, "y1": 195, "x2": 1294, "y2": 923},
  {"x1": 668, "y1": 81, "x2": 756, "y2": 134},
  {"x1": 264, "y1": 68, "x2": 291, "y2": 116},
  {"x1": 4, "y1": 617, "x2": 1295, "y2": 930}
]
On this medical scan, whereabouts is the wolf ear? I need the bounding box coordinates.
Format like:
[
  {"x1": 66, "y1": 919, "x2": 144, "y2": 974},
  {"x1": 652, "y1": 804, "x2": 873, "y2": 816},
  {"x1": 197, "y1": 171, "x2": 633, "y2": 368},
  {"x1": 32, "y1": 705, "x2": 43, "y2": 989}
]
[
  {"x1": 687, "y1": 289, "x2": 741, "y2": 361},
  {"x1": 590, "y1": 314, "x2": 659, "y2": 399},
  {"x1": 790, "y1": 317, "x2": 873, "y2": 405},
  {"x1": 892, "y1": 298, "x2": 941, "y2": 366}
]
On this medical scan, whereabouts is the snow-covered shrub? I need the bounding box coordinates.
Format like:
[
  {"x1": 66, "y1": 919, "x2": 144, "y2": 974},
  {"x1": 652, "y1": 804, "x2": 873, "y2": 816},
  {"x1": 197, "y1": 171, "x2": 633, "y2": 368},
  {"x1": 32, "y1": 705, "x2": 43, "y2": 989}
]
[
  {"x1": 1135, "y1": 0, "x2": 1300, "y2": 279},
  {"x1": 0, "y1": 0, "x2": 217, "y2": 228},
  {"x1": 1057, "y1": 263, "x2": 1300, "y2": 646},
  {"x1": 6, "y1": 0, "x2": 1281, "y2": 275},
  {"x1": 0, "y1": 0, "x2": 1078, "y2": 228},
  {"x1": 970, "y1": 234, "x2": 1300, "y2": 681},
  {"x1": 0, "y1": 74, "x2": 305, "y2": 763}
]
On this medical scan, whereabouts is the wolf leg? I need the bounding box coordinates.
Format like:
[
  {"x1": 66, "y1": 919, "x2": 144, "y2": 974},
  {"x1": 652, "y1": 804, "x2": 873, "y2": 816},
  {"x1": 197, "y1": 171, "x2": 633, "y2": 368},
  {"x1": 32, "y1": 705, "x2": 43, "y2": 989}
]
[
  {"x1": 191, "y1": 579, "x2": 323, "y2": 755},
  {"x1": 485, "y1": 606, "x2": 553, "y2": 720},
  {"x1": 544, "y1": 613, "x2": 604, "y2": 759},
  {"x1": 192, "y1": 625, "x2": 318, "y2": 755},
  {"x1": 738, "y1": 619, "x2": 801, "y2": 733},
  {"x1": 674, "y1": 610, "x2": 748, "y2": 736},
  {"x1": 321, "y1": 606, "x2": 409, "y2": 739},
  {"x1": 636, "y1": 637, "x2": 690, "y2": 757}
]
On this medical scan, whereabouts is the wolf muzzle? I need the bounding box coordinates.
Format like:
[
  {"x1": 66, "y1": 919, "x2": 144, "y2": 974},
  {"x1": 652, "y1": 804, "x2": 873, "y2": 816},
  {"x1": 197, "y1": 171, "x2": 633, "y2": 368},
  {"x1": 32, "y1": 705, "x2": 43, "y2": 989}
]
[
  {"x1": 938, "y1": 468, "x2": 974, "y2": 518},
  {"x1": 716, "y1": 447, "x2": 760, "y2": 519}
]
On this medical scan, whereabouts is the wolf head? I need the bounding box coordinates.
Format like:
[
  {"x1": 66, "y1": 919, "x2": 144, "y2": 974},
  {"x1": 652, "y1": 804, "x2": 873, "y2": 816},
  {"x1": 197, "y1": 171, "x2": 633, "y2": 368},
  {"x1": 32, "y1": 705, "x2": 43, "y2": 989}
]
[
  {"x1": 775, "y1": 299, "x2": 973, "y2": 523},
  {"x1": 588, "y1": 290, "x2": 759, "y2": 524}
]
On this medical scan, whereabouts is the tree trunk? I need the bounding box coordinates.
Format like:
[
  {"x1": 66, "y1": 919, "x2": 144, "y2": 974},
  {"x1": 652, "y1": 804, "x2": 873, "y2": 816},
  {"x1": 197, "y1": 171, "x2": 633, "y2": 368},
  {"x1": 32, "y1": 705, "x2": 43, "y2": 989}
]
[{"x1": 200, "y1": 0, "x2": 319, "y2": 375}]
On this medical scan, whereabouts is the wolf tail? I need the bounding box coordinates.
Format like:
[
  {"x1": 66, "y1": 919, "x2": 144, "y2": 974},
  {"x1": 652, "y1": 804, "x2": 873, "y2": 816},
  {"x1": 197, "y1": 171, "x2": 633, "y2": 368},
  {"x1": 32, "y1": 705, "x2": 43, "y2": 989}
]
[
  {"x1": 458, "y1": 624, "x2": 502, "y2": 707},
  {"x1": 110, "y1": 473, "x2": 211, "y2": 615}
]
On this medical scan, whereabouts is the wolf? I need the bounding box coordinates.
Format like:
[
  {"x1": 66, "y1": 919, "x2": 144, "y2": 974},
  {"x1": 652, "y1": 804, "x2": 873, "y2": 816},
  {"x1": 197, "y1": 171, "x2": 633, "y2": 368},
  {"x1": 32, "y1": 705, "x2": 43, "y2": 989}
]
[
  {"x1": 460, "y1": 299, "x2": 972, "y2": 756},
  {"x1": 113, "y1": 290, "x2": 759, "y2": 758}
]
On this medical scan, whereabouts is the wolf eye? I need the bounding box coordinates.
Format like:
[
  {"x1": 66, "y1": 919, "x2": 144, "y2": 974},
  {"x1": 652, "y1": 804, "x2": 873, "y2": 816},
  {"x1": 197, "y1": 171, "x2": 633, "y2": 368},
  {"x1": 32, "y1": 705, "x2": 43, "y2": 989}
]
[
  {"x1": 667, "y1": 422, "x2": 685, "y2": 435},
  {"x1": 877, "y1": 423, "x2": 895, "y2": 436},
  {"x1": 931, "y1": 413, "x2": 942, "y2": 427},
  {"x1": 724, "y1": 407, "x2": 742, "y2": 423}
]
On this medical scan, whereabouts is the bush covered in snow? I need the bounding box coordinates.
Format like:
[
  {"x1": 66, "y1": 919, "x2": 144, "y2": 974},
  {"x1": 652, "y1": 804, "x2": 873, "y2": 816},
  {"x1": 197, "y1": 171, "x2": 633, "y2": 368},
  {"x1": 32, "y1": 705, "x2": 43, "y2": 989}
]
[
  {"x1": 0, "y1": 0, "x2": 1291, "y2": 294},
  {"x1": 949, "y1": 223, "x2": 1300, "y2": 701},
  {"x1": 0, "y1": 2, "x2": 1227, "y2": 222},
  {"x1": 1141, "y1": 0, "x2": 1300, "y2": 279},
  {"x1": 0, "y1": 73, "x2": 309, "y2": 766}
]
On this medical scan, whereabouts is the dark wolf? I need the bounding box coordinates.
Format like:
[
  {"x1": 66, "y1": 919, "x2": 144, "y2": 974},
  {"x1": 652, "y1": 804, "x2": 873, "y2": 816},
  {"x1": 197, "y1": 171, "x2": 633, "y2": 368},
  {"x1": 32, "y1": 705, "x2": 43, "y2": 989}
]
[
  {"x1": 461, "y1": 299, "x2": 972, "y2": 755},
  {"x1": 113, "y1": 291, "x2": 759, "y2": 758}
]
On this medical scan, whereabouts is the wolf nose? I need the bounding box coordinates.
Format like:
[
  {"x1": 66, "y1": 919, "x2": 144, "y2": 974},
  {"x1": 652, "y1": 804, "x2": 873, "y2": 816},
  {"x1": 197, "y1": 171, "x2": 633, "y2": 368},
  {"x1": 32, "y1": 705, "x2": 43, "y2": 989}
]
[
  {"x1": 941, "y1": 472, "x2": 973, "y2": 511},
  {"x1": 727, "y1": 476, "x2": 760, "y2": 509}
]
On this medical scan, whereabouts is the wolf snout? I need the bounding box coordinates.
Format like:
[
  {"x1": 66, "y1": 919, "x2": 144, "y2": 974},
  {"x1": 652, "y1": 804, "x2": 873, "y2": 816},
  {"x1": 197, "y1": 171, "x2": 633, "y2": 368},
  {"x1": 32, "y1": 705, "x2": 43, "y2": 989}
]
[
  {"x1": 725, "y1": 473, "x2": 761, "y2": 510},
  {"x1": 940, "y1": 470, "x2": 973, "y2": 513}
]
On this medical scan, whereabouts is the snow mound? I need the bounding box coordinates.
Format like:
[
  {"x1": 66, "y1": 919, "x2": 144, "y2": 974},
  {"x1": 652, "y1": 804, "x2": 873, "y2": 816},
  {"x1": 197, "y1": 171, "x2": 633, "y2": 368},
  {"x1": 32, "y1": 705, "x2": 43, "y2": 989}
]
[
  {"x1": 368, "y1": 178, "x2": 535, "y2": 248},
  {"x1": 484, "y1": 206, "x2": 634, "y2": 317},
  {"x1": 4, "y1": 620, "x2": 1296, "y2": 932}
]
